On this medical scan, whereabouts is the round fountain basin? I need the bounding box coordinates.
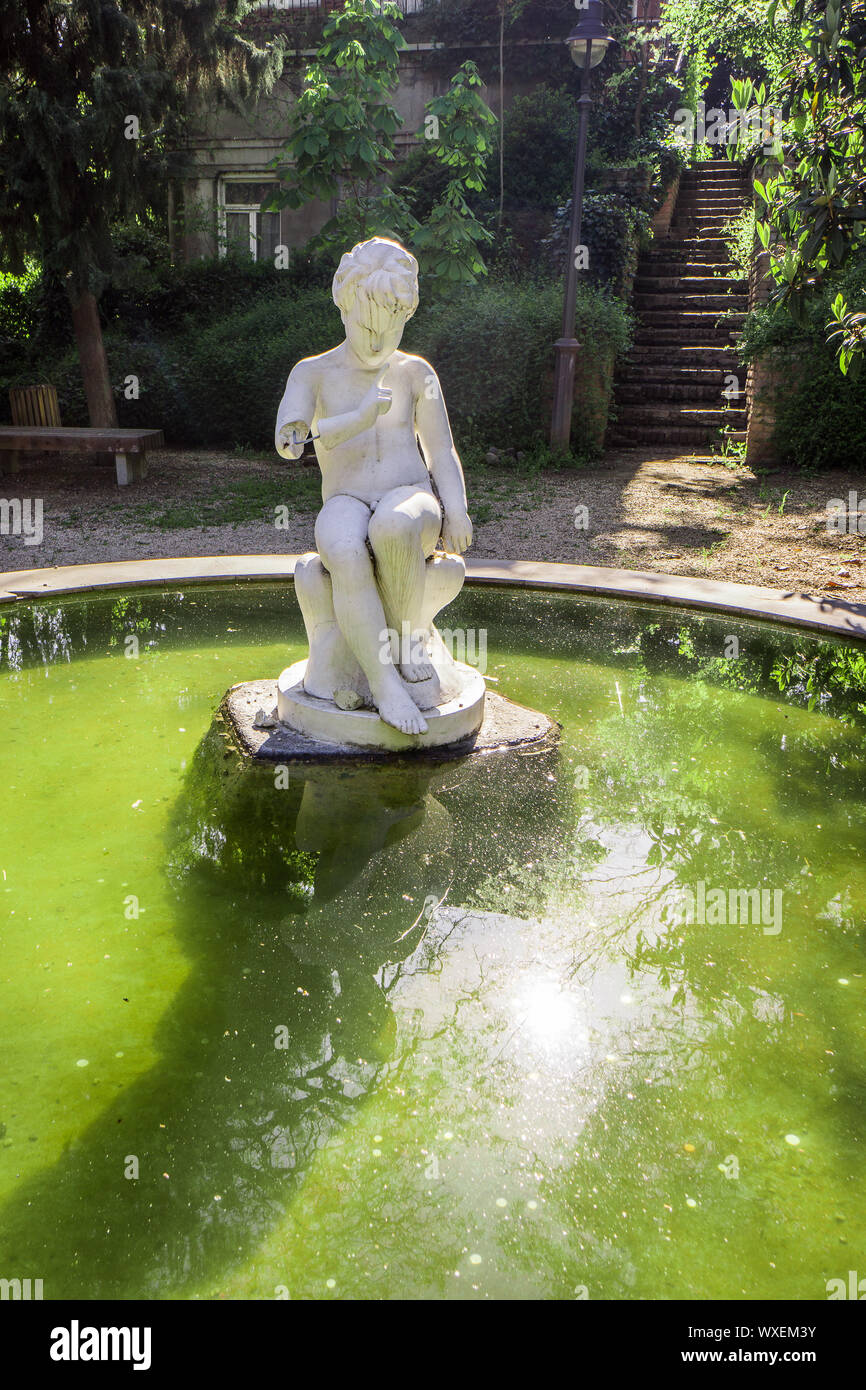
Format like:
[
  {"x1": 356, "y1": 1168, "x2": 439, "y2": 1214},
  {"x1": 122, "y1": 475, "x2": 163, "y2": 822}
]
[{"x1": 0, "y1": 576, "x2": 864, "y2": 1301}]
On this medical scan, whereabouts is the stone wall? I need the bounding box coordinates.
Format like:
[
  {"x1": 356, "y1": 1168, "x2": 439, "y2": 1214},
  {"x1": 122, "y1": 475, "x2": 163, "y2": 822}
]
[
  {"x1": 650, "y1": 168, "x2": 681, "y2": 240},
  {"x1": 744, "y1": 240, "x2": 777, "y2": 466}
]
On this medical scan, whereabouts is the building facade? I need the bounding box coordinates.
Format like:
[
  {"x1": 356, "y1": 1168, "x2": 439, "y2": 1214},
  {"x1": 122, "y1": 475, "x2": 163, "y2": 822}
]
[{"x1": 171, "y1": 0, "x2": 663, "y2": 263}]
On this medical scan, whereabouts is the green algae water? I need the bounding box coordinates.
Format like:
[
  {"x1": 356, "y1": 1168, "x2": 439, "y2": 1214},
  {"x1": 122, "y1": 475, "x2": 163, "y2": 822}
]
[{"x1": 1, "y1": 582, "x2": 865, "y2": 1301}]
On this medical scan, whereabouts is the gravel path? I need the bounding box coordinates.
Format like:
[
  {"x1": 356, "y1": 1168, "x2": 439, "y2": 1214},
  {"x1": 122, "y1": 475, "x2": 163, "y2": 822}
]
[{"x1": 1, "y1": 446, "x2": 864, "y2": 606}]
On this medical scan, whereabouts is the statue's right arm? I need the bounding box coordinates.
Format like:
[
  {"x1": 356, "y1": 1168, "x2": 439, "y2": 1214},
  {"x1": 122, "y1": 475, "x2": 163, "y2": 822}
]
[
  {"x1": 275, "y1": 364, "x2": 318, "y2": 460},
  {"x1": 317, "y1": 374, "x2": 391, "y2": 450}
]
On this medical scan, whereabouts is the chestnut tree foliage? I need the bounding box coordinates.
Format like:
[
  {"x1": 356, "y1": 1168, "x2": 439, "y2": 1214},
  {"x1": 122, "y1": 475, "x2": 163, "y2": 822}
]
[{"x1": 266, "y1": 0, "x2": 496, "y2": 290}]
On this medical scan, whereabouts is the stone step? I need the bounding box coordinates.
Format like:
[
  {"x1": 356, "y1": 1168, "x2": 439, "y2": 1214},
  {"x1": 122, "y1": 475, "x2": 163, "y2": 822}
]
[
  {"x1": 647, "y1": 241, "x2": 731, "y2": 255},
  {"x1": 672, "y1": 213, "x2": 739, "y2": 221},
  {"x1": 620, "y1": 358, "x2": 737, "y2": 375},
  {"x1": 673, "y1": 214, "x2": 745, "y2": 227},
  {"x1": 633, "y1": 335, "x2": 742, "y2": 348},
  {"x1": 634, "y1": 274, "x2": 747, "y2": 292},
  {"x1": 627, "y1": 336, "x2": 743, "y2": 351},
  {"x1": 607, "y1": 425, "x2": 745, "y2": 446},
  {"x1": 677, "y1": 185, "x2": 750, "y2": 196},
  {"x1": 616, "y1": 381, "x2": 735, "y2": 403},
  {"x1": 678, "y1": 201, "x2": 749, "y2": 211},
  {"x1": 670, "y1": 221, "x2": 733, "y2": 235},
  {"x1": 614, "y1": 403, "x2": 747, "y2": 427},
  {"x1": 678, "y1": 185, "x2": 748, "y2": 198},
  {"x1": 675, "y1": 195, "x2": 750, "y2": 208},
  {"x1": 636, "y1": 309, "x2": 747, "y2": 326},
  {"x1": 626, "y1": 345, "x2": 743, "y2": 366},
  {"x1": 652, "y1": 237, "x2": 730, "y2": 254},
  {"x1": 682, "y1": 163, "x2": 749, "y2": 176},
  {"x1": 633, "y1": 291, "x2": 748, "y2": 311},
  {"x1": 675, "y1": 199, "x2": 743, "y2": 209},
  {"x1": 680, "y1": 183, "x2": 748, "y2": 193},
  {"x1": 639, "y1": 261, "x2": 733, "y2": 276},
  {"x1": 673, "y1": 209, "x2": 746, "y2": 223},
  {"x1": 633, "y1": 334, "x2": 739, "y2": 346},
  {"x1": 676, "y1": 200, "x2": 747, "y2": 211},
  {"x1": 649, "y1": 231, "x2": 731, "y2": 245},
  {"x1": 622, "y1": 364, "x2": 745, "y2": 386},
  {"x1": 667, "y1": 220, "x2": 732, "y2": 231},
  {"x1": 607, "y1": 424, "x2": 726, "y2": 445}
]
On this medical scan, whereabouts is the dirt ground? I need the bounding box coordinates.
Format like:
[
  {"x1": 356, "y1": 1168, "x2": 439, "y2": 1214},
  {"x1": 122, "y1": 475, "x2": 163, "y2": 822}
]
[{"x1": 1, "y1": 445, "x2": 865, "y2": 605}]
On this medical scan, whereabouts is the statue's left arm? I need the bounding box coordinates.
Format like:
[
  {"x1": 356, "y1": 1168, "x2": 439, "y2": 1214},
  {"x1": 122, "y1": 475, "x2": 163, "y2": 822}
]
[
  {"x1": 275, "y1": 361, "x2": 318, "y2": 460},
  {"x1": 413, "y1": 364, "x2": 473, "y2": 555}
]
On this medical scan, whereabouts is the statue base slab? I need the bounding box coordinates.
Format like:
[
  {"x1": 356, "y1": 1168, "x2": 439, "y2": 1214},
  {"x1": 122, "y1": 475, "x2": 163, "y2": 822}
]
[
  {"x1": 278, "y1": 657, "x2": 484, "y2": 751},
  {"x1": 222, "y1": 675, "x2": 557, "y2": 763}
]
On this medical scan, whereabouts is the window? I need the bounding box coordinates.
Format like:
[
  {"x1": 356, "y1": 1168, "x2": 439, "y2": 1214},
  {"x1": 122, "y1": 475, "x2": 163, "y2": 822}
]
[{"x1": 219, "y1": 179, "x2": 281, "y2": 262}]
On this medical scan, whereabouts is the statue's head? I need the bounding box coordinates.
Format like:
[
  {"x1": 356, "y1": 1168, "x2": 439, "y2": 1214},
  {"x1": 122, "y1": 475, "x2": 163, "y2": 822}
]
[{"x1": 332, "y1": 237, "x2": 419, "y2": 368}]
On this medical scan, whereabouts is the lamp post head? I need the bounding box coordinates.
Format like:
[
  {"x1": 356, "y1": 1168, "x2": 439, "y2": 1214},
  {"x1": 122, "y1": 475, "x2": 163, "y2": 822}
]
[{"x1": 566, "y1": 0, "x2": 615, "y2": 68}]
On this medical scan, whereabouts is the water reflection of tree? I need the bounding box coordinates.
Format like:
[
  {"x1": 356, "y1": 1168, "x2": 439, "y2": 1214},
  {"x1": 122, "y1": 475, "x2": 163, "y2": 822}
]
[
  {"x1": 0, "y1": 586, "x2": 305, "y2": 673},
  {"x1": 0, "y1": 720, "x2": 566, "y2": 1298}
]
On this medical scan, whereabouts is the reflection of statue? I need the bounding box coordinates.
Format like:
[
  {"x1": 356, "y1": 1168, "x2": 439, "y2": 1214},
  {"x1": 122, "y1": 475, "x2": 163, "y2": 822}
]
[
  {"x1": 275, "y1": 237, "x2": 480, "y2": 745},
  {"x1": 0, "y1": 714, "x2": 566, "y2": 1298}
]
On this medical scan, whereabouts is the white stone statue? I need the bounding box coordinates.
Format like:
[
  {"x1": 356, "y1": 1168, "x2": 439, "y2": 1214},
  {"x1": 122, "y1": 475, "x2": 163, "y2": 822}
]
[{"x1": 274, "y1": 237, "x2": 484, "y2": 750}]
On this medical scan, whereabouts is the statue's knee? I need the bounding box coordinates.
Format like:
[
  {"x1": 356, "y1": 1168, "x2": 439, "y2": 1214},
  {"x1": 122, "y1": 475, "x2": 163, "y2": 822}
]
[
  {"x1": 368, "y1": 507, "x2": 415, "y2": 551},
  {"x1": 295, "y1": 551, "x2": 326, "y2": 586},
  {"x1": 320, "y1": 537, "x2": 369, "y2": 575}
]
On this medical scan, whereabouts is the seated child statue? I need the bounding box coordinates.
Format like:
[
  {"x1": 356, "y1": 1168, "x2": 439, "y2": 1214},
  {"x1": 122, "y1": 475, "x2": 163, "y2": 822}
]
[{"x1": 275, "y1": 236, "x2": 474, "y2": 736}]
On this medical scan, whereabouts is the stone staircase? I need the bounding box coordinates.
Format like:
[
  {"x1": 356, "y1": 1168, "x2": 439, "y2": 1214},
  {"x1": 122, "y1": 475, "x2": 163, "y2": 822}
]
[{"x1": 607, "y1": 161, "x2": 751, "y2": 450}]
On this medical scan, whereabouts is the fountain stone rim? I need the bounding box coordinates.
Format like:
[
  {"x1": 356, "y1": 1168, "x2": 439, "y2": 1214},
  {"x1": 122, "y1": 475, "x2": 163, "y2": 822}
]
[{"x1": 1, "y1": 556, "x2": 865, "y2": 644}]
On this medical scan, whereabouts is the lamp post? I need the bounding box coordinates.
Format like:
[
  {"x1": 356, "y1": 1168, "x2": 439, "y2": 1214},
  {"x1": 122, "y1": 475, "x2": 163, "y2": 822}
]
[{"x1": 550, "y1": 0, "x2": 615, "y2": 451}]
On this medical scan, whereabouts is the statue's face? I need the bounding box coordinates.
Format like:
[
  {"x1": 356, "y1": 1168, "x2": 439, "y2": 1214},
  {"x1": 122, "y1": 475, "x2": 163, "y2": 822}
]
[{"x1": 342, "y1": 294, "x2": 408, "y2": 368}]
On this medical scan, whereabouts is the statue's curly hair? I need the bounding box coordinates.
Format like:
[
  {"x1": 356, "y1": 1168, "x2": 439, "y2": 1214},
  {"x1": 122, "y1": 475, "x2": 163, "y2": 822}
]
[{"x1": 332, "y1": 237, "x2": 420, "y2": 325}]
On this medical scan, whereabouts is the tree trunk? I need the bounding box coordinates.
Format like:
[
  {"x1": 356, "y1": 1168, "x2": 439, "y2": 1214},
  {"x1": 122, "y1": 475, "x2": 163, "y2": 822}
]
[
  {"x1": 69, "y1": 288, "x2": 118, "y2": 428},
  {"x1": 634, "y1": 42, "x2": 650, "y2": 139}
]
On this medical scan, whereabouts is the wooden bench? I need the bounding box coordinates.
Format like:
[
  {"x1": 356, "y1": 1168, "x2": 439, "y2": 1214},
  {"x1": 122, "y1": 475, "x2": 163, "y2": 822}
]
[{"x1": 0, "y1": 425, "x2": 164, "y2": 485}]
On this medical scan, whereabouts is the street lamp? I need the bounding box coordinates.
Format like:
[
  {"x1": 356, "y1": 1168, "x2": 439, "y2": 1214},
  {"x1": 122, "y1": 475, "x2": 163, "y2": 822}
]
[{"x1": 550, "y1": 0, "x2": 615, "y2": 450}]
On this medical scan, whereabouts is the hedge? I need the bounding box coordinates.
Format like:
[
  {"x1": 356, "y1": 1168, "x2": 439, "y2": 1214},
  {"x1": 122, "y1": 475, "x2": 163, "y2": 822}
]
[{"x1": 1, "y1": 271, "x2": 632, "y2": 457}]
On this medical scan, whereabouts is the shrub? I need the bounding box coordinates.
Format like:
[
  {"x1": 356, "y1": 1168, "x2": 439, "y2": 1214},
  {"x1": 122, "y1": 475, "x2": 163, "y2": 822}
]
[
  {"x1": 541, "y1": 191, "x2": 651, "y2": 295},
  {"x1": 167, "y1": 287, "x2": 342, "y2": 447},
  {"x1": 771, "y1": 347, "x2": 866, "y2": 468},
  {"x1": 403, "y1": 273, "x2": 632, "y2": 453},
  {"x1": 739, "y1": 258, "x2": 866, "y2": 468}
]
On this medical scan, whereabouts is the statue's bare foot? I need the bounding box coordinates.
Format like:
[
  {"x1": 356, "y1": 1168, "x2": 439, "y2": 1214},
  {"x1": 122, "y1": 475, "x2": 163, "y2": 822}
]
[
  {"x1": 376, "y1": 681, "x2": 429, "y2": 736},
  {"x1": 400, "y1": 655, "x2": 436, "y2": 683},
  {"x1": 399, "y1": 632, "x2": 436, "y2": 683},
  {"x1": 403, "y1": 668, "x2": 440, "y2": 711}
]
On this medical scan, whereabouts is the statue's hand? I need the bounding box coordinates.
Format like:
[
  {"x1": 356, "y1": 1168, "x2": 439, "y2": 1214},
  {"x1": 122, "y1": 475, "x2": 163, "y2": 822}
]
[
  {"x1": 442, "y1": 508, "x2": 472, "y2": 555},
  {"x1": 278, "y1": 422, "x2": 307, "y2": 453},
  {"x1": 358, "y1": 375, "x2": 393, "y2": 429}
]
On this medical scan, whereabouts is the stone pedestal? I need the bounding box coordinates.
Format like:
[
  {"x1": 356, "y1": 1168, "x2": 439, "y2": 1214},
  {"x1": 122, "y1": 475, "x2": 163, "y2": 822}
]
[
  {"x1": 222, "y1": 679, "x2": 558, "y2": 764},
  {"x1": 277, "y1": 657, "x2": 486, "y2": 752}
]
